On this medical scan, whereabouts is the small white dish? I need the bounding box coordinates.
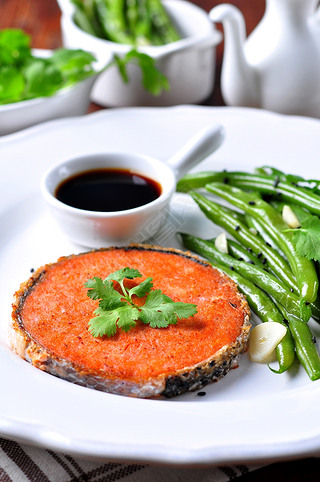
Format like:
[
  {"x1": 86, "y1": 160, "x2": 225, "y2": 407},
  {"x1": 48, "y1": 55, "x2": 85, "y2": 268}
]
[
  {"x1": 40, "y1": 124, "x2": 224, "y2": 247},
  {"x1": 57, "y1": 0, "x2": 222, "y2": 106},
  {"x1": 0, "y1": 49, "x2": 97, "y2": 136}
]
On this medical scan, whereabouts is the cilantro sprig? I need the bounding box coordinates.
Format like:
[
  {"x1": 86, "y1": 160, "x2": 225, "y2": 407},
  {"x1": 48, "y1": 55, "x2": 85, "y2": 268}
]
[
  {"x1": 111, "y1": 50, "x2": 169, "y2": 96},
  {"x1": 85, "y1": 268, "x2": 197, "y2": 337},
  {"x1": 283, "y1": 205, "x2": 320, "y2": 261}
]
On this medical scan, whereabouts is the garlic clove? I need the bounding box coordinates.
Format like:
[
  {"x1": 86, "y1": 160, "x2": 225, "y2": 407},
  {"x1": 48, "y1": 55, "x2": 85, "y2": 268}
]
[
  {"x1": 249, "y1": 322, "x2": 287, "y2": 363},
  {"x1": 282, "y1": 205, "x2": 301, "y2": 229},
  {"x1": 215, "y1": 232, "x2": 228, "y2": 254}
]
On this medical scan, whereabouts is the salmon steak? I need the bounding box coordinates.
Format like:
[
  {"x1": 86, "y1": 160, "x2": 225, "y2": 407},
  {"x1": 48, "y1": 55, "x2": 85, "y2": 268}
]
[{"x1": 11, "y1": 245, "x2": 250, "y2": 398}]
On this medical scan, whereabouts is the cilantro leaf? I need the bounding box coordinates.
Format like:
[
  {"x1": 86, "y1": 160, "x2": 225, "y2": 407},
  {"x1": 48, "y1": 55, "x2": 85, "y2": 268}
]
[
  {"x1": 281, "y1": 204, "x2": 320, "y2": 261},
  {"x1": 0, "y1": 66, "x2": 25, "y2": 103},
  {"x1": 88, "y1": 306, "x2": 133, "y2": 337},
  {"x1": 127, "y1": 50, "x2": 169, "y2": 96},
  {"x1": 85, "y1": 276, "x2": 114, "y2": 301},
  {"x1": 106, "y1": 267, "x2": 141, "y2": 283},
  {"x1": 291, "y1": 214, "x2": 320, "y2": 261},
  {"x1": 115, "y1": 305, "x2": 140, "y2": 332},
  {"x1": 85, "y1": 268, "x2": 197, "y2": 337},
  {"x1": 161, "y1": 301, "x2": 199, "y2": 320},
  {"x1": 89, "y1": 304, "x2": 140, "y2": 337},
  {"x1": 23, "y1": 58, "x2": 64, "y2": 99},
  {"x1": 139, "y1": 290, "x2": 174, "y2": 328},
  {"x1": 49, "y1": 48, "x2": 96, "y2": 84},
  {"x1": 128, "y1": 277, "x2": 153, "y2": 298},
  {"x1": 0, "y1": 28, "x2": 170, "y2": 105},
  {"x1": 140, "y1": 289, "x2": 173, "y2": 310},
  {"x1": 111, "y1": 49, "x2": 169, "y2": 96},
  {"x1": 0, "y1": 29, "x2": 31, "y2": 66},
  {"x1": 0, "y1": 28, "x2": 97, "y2": 105},
  {"x1": 140, "y1": 290, "x2": 197, "y2": 328}
]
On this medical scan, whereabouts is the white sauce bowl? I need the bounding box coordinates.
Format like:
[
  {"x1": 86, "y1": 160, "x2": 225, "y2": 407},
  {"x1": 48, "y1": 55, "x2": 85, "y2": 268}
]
[
  {"x1": 0, "y1": 49, "x2": 97, "y2": 136},
  {"x1": 57, "y1": 0, "x2": 222, "y2": 107},
  {"x1": 41, "y1": 124, "x2": 224, "y2": 247}
]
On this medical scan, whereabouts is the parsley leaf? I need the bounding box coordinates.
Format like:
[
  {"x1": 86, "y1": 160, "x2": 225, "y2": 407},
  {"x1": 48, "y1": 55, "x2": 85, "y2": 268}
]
[
  {"x1": 85, "y1": 268, "x2": 197, "y2": 337},
  {"x1": 283, "y1": 205, "x2": 320, "y2": 261}
]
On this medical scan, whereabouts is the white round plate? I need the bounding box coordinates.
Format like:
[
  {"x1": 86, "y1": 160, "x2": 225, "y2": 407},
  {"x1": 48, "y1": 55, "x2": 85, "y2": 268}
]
[{"x1": 1, "y1": 106, "x2": 320, "y2": 466}]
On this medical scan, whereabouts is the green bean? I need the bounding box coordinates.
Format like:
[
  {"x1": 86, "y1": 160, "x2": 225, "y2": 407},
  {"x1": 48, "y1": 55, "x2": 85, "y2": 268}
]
[
  {"x1": 191, "y1": 189, "x2": 320, "y2": 320},
  {"x1": 256, "y1": 166, "x2": 320, "y2": 195},
  {"x1": 134, "y1": 0, "x2": 152, "y2": 43},
  {"x1": 94, "y1": 0, "x2": 134, "y2": 44},
  {"x1": 243, "y1": 207, "x2": 320, "y2": 322},
  {"x1": 126, "y1": 0, "x2": 139, "y2": 38},
  {"x1": 72, "y1": 0, "x2": 180, "y2": 45},
  {"x1": 72, "y1": 5, "x2": 99, "y2": 36},
  {"x1": 147, "y1": 0, "x2": 181, "y2": 44},
  {"x1": 289, "y1": 320, "x2": 320, "y2": 380},
  {"x1": 178, "y1": 170, "x2": 320, "y2": 215},
  {"x1": 180, "y1": 233, "x2": 311, "y2": 322},
  {"x1": 191, "y1": 190, "x2": 297, "y2": 292},
  {"x1": 226, "y1": 239, "x2": 267, "y2": 270},
  {"x1": 206, "y1": 183, "x2": 319, "y2": 307},
  {"x1": 244, "y1": 214, "x2": 281, "y2": 254},
  {"x1": 72, "y1": 0, "x2": 105, "y2": 37},
  {"x1": 275, "y1": 303, "x2": 320, "y2": 381},
  {"x1": 207, "y1": 262, "x2": 295, "y2": 374},
  {"x1": 177, "y1": 170, "x2": 226, "y2": 192},
  {"x1": 222, "y1": 224, "x2": 320, "y2": 323}
]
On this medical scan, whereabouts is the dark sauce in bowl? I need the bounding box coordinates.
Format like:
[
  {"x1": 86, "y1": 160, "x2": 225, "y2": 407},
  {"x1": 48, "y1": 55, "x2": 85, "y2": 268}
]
[
  {"x1": 55, "y1": 169, "x2": 161, "y2": 212},
  {"x1": 55, "y1": 168, "x2": 162, "y2": 212}
]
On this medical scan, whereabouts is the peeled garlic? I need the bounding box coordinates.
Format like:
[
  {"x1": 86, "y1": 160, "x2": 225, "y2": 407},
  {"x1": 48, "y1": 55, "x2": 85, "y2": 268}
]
[
  {"x1": 249, "y1": 227, "x2": 258, "y2": 235},
  {"x1": 249, "y1": 322, "x2": 287, "y2": 363},
  {"x1": 215, "y1": 232, "x2": 228, "y2": 254},
  {"x1": 282, "y1": 205, "x2": 301, "y2": 229}
]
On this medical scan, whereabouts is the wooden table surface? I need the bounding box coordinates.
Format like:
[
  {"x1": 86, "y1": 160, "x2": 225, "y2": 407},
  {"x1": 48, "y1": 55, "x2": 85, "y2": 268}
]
[{"x1": 1, "y1": 0, "x2": 320, "y2": 480}]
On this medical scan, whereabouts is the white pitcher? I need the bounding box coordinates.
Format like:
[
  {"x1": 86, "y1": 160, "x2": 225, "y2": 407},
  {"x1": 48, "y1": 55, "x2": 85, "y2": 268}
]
[{"x1": 210, "y1": 0, "x2": 320, "y2": 117}]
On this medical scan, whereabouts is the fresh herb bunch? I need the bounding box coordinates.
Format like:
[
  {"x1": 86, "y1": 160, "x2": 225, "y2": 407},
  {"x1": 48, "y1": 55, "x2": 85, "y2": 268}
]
[
  {"x1": 0, "y1": 28, "x2": 96, "y2": 104},
  {"x1": 85, "y1": 267, "x2": 197, "y2": 337},
  {"x1": 0, "y1": 28, "x2": 169, "y2": 104},
  {"x1": 71, "y1": 0, "x2": 181, "y2": 46}
]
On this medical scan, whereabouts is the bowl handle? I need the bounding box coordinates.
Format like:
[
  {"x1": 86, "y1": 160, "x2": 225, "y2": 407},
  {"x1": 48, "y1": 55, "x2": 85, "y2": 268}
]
[{"x1": 166, "y1": 124, "x2": 225, "y2": 180}]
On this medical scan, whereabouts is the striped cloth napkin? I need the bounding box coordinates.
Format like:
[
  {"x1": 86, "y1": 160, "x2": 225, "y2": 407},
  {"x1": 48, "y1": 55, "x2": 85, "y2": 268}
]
[{"x1": 0, "y1": 438, "x2": 263, "y2": 481}]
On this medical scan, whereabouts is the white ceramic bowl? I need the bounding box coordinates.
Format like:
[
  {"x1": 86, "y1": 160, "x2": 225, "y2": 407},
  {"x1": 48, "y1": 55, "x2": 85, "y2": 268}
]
[
  {"x1": 41, "y1": 124, "x2": 224, "y2": 247},
  {"x1": 57, "y1": 0, "x2": 222, "y2": 107},
  {"x1": 0, "y1": 49, "x2": 97, "y2": 136}
]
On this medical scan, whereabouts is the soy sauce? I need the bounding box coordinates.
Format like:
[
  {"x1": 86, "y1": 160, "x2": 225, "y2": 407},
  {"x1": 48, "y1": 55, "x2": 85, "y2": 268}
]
[{"x1": 55, "y1": 168, "x2": 162, "y2": 212}]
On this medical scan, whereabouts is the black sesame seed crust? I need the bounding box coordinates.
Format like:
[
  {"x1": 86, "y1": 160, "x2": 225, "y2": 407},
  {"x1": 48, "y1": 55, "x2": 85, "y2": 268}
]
[
  {"x1": 163, "y1": 319, "x2": 250, "y2": 398},
  {"x1": 11, "y1": 244, "x2": 251, "y2": 399}
]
